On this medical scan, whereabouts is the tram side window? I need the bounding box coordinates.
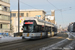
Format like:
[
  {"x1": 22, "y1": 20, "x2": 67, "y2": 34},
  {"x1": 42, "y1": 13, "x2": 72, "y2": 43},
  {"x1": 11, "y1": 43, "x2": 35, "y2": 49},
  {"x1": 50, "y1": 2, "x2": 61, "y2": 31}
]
[
  {"x1": 49, "y1": 28, "x2": 51, "y2": 32},
  {"x1": 47, "y1": 27, "x2": 49, "y2": 31},
  {"x1": 40, "y1": 26, "x2": 44, "y2": 32},
  {"x1": 45, "y1": 27, "x2": 49, "y2": 31},
  {"x1": 53, "y1": 27, "x2": 55, "y2": 32},
  {"x1": 35, "y1": 25, "x2": 39, "y2": 32},
  {"x1": 53, "y1": 27, "x2": 57, "y2": 32},
  {"x1": 35, "y1": 25, "x2": 44, "y2": 32},
  {"x1": 38, "y1": 26, "x2": 41, "y2": 32}
]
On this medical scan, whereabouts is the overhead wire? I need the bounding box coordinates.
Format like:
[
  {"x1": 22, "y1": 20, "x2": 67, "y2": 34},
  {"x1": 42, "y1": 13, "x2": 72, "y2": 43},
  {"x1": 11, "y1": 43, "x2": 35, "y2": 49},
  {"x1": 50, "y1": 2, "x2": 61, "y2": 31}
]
[
  {"x1": 47, "y1": 0, "x2": 59, "y2": 9},
  {"x1": 20, "y1": 0, "x2": 37, "y2": 9},
  {"x1": 46, "y1": 0, "x2": 65, "y2": 27}
]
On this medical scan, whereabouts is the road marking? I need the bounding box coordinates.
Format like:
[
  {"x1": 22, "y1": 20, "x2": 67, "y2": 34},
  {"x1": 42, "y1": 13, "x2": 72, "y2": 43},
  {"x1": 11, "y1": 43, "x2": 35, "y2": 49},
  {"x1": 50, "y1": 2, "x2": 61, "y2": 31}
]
[
  {"x1": 51, "y1": 36, "x2": 65, "y2": 39},
  {"x1": 66, "y1": 38, "x2": 73, "y2": 40}
]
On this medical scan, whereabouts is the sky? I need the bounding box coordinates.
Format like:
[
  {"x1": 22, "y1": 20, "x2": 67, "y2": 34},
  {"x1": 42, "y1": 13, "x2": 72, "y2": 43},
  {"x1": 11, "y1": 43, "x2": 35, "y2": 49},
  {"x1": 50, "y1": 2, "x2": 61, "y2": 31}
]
[{"x1": 10, "y1": 0, "x2": 75, "y2": 28}]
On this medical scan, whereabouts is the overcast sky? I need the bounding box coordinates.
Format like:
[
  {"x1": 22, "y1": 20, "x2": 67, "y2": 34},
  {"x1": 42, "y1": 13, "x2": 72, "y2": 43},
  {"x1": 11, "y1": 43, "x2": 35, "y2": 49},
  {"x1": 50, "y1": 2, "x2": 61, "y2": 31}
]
[{"x1": 10, "y1": 0, "x2": 75, "y2": 28}]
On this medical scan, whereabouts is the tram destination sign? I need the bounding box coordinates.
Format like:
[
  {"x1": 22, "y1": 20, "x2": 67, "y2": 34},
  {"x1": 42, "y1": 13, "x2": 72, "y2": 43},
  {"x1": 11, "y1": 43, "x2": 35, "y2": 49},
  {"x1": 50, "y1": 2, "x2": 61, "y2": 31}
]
[{"x1": 25, "y1": 22, "x2": 33, "y2": 24}]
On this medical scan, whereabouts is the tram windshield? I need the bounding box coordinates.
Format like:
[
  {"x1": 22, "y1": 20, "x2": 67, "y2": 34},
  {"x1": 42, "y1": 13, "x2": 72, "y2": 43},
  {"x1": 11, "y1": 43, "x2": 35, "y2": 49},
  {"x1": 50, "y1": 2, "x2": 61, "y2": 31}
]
[{"x1": 23, "y1": 24, "x2": 34, "y2": 33}]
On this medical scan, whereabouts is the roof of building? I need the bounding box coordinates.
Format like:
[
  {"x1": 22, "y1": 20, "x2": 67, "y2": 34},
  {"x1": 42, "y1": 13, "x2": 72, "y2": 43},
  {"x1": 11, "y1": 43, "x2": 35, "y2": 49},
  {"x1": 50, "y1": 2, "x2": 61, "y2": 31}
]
[{"x1": 11, "y1": 9, "x2": 46, "y2": 12}]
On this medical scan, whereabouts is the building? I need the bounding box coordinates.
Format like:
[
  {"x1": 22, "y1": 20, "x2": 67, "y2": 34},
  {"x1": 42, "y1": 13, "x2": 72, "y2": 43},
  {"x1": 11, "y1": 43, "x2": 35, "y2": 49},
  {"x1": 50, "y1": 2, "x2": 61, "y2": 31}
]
[
  {"x1": 45, "y1": 10, "x2": 55, "y2": 24},
  {"x1": 0, "y1": 0, "x2": 10, "y2": 33},
  {"x1": 11, "y1": 9, "x2": 46, "y2": 20}
]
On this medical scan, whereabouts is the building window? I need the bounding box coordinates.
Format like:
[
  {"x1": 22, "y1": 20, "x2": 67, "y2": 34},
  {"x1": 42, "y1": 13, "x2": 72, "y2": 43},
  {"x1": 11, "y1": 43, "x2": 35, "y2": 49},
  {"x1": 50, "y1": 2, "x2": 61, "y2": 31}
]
[
  {"x1": 26, "y1": 13, "x2": 28, "y2": 17},
  {"x1": 0, "y1": 14, "x2": 10, "y2": 20},
  {"x1": 2, "y1": 24, "x2": 8, "y2": 29},
  {"x1": 0, "y1": 14, "x2": 2, "y2": 19},
  {"x1": 1, "y1": 5, "x2": 10, "y2": 12},
  {"x1": 4, "y1": 6, "x2": 7, "y2": 11},
  {"x1": 0, "y1": 24, "x2": 2, "y2": 29},
  {"x1": 0, "y1": 5, "x2": 2, "y2": 10},
  {"x1": 12, "y1": 13, "x2": 16, "y2": 17},
  {"x1": 7, "y1": 7, "x2": 10, "y2": 12},
  {"x1": 20, "y1": 13, "x2": 24, "y2": 17}
]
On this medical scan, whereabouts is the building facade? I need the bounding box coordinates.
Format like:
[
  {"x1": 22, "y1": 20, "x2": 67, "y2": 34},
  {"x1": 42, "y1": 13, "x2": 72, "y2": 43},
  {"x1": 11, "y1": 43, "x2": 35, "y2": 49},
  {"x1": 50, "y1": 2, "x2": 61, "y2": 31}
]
[
  {"x1": 0, "y1": 0, "x2": 10, "y2": 33},
  {"x1": 11, "y1": 9, "x2": 46, "y2": 20},
  {"x1": 45, "y1": 10, "x2": 55, "y2": 24}
]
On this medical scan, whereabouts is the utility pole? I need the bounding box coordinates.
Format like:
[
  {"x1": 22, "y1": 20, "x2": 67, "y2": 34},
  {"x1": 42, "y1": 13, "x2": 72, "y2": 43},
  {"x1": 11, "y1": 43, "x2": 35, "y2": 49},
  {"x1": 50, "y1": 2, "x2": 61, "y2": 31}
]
[
  {"x1": 18, "y1": 0, "x2": 20, "y2": 34},
  {"x1": 44, "y1": 15, "x2": 45, "y2": 32}
]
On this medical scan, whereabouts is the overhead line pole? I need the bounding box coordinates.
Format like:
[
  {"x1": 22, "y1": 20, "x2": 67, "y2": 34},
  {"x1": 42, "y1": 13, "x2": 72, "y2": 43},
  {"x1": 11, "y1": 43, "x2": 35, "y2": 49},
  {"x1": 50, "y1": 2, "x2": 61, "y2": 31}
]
[
  {"x1": 43, "y1": 12, "x2": 46, "y2": 31},
  {"x1": 18, "y1": 0, "x2": 20, "y2": 35}
]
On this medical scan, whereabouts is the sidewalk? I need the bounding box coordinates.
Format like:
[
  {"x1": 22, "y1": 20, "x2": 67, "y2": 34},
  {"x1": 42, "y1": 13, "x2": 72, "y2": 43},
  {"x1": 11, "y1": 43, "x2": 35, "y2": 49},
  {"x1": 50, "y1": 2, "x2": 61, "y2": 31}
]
[{"x1": 0, "y1": 36, "x2": 22, "y2": 43}]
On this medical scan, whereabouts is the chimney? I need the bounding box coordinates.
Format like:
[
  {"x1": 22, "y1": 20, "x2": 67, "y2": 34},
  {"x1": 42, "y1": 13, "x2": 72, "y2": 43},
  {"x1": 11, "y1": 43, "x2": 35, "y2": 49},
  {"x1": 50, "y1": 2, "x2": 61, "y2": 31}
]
[{"x1": 51, "y1": 10, "x2": 55, "y2": 16}]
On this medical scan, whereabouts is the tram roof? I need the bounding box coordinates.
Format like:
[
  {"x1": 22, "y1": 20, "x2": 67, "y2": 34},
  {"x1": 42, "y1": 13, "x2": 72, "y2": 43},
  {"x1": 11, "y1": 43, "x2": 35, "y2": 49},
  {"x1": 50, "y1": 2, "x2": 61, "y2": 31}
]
[{"x1": 22, "y1": 17, "x2": 57, "y2": 27}]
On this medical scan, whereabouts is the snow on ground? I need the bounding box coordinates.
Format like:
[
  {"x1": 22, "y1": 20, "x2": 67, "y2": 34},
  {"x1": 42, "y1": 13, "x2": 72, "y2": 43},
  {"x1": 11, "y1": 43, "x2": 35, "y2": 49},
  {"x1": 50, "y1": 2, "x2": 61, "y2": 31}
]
[
  {"x1": 0, "y1": 36, "x2": 22, "y2": 43},
  {"x1": 67, "y1": 32, "x2": 75, "y2": 38}
]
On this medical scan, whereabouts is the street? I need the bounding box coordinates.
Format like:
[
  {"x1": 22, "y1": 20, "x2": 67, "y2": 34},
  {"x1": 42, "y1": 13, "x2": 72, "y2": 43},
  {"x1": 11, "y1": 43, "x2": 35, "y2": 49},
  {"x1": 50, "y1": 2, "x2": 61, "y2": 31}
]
[
  {"x1": 0, "y1": 0, "x2": 75, "y2": 50},
  {"x1": 0, "y1": 32, "x2": 74, "y2": 50}
]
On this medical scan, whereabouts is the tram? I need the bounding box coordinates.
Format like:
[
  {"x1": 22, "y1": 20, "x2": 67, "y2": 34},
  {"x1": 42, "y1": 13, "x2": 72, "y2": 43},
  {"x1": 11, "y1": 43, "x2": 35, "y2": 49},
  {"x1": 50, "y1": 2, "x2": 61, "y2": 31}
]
[
  {"x1": 68, "y1": 22, "x2": 75, "y2": 32},
  {"x1": 22, "y1": 17, "x2": 57, "y2": 39}
]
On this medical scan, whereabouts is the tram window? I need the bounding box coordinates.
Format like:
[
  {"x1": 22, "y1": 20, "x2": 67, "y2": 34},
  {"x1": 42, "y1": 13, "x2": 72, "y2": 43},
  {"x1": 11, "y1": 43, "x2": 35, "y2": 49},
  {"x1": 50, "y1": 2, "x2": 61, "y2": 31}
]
[
  {"x1": 42, "y1": 27, "x2": 44, "y2": 32},
  {"x1": 49, "y1": 28, "x2": 51, "y2": 31},
  {"x1": 39, "y1": 26, "x2": 41, "y2": 32},
  {"x1": 35, "y1": 26, "x2": 38, "y2": 32},
  {"x1": 46, "y1": 27, "x2": 48, "y2": 31},
  {"x1": 40, "y1": 26, "x2": 44, "y2": 32},
  {"x1": 23, "y1": 24, "x2": 34, "y2": 32},
  {"x1": 35, "y1": 25, "x2": 45, "y2": 32},
  {"x1": 24, "y1": 26, "x2": 26, "y2": 30},
  {"x1": 53, "y1": 27, "x2": 55, "y2": 32}
]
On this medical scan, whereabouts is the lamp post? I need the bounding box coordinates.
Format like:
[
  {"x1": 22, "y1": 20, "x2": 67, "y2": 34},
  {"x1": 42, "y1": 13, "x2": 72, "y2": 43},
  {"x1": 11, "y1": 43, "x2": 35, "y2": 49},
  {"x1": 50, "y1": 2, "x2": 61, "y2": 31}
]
[{"x1": 18, "y1": 0, "x2": 20, "y2": 34}]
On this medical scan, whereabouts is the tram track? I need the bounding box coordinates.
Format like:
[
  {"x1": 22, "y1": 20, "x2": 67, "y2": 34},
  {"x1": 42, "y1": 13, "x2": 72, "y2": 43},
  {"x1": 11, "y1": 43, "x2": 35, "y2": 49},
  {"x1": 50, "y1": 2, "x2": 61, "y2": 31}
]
[
  {"x1": 0, "y1": 38, "x2": 64, "y2": 50},
  {"x1": 0, "y1": 39, "x2": 26, "y2": 47},
  {"x1": 0, "y1": 33, "x2": 68, "y2": 50},
  {"x1": 24, "y1": 39, "x2": 63, "y2": 50}
]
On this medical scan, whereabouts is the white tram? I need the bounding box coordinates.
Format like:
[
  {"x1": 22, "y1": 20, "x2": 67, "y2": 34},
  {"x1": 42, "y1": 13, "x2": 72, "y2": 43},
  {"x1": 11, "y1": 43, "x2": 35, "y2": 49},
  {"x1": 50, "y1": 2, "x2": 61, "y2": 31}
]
[
  {"x1": 68, "y1": 22, "x2": 75, "y2": 32},
  {"x1": 22, "y1": 18, "x2": 57, "y2": 39}
]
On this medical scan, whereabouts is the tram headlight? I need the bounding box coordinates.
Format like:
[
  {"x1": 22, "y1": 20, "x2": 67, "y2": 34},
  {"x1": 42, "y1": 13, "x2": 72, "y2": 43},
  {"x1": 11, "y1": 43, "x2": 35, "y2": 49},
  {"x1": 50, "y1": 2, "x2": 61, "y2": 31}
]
[{"x1": 23, "y1": 34, "x2": 25, "y2": 36}]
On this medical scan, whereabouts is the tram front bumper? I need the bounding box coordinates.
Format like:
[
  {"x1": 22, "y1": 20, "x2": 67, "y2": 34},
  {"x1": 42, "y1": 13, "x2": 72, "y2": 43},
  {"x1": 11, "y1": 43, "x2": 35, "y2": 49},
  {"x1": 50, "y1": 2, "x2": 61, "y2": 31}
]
[
  {"x1": 24, "y1": 36, "x2": 39, "y2": 39},
  {"x1": 25, "y1": 37, "x2": 31, "y2": 39}
]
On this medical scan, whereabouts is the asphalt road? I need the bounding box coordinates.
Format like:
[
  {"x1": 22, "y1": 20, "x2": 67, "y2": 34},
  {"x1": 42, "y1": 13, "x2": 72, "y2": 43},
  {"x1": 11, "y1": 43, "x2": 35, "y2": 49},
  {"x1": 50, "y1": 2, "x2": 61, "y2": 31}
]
[{"x1": 0, "y1": 33, "x2": 69, "y2": 50}]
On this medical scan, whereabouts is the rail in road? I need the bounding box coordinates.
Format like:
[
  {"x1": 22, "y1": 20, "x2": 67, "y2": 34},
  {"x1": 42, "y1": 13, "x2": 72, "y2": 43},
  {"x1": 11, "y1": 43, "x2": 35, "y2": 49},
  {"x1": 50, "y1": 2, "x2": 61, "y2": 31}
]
[
  {"x1": 40, "y1": 32, "x2": 75, "y2": 50},
  {"x1": 0, "y1": 39, "x2": 26, "y2": 47},
  {"x1": 0, "y1": 33, "x2": 69, "y2": 50}
]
